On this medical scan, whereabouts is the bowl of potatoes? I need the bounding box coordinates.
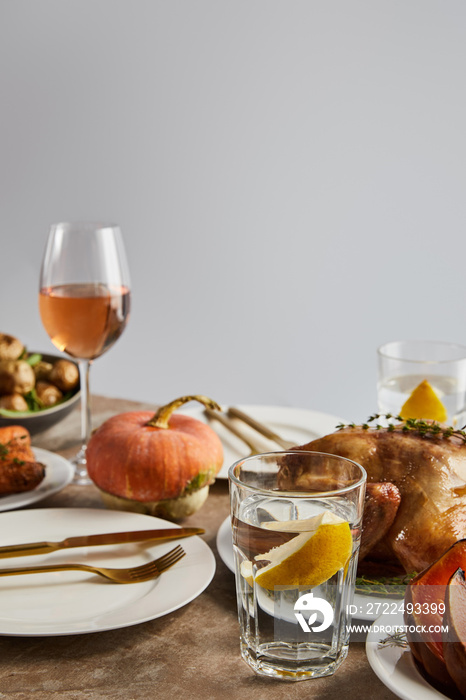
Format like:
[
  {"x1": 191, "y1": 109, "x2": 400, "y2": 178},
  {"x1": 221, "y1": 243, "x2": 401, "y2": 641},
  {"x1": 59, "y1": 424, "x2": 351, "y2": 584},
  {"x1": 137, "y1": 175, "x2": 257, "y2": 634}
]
[{"x1": 0, "y1": 333, "x2": 80, "y2": 435}]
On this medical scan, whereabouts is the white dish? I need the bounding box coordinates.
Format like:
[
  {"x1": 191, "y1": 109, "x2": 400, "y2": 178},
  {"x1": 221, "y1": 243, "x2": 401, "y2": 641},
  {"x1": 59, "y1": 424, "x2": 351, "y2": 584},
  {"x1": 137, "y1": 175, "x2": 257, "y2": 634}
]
[
  {"x1": 366, "y1": 610, "x2": 449, "y2": 700},
  {"x1": 216, "y1": 516, "x2": 399, "y2": 622},
  {"x1": 0, "y1": 508, "x2": 215, "y2": 636},
  {"x1": 0, "y1": 448, "x2": 74, "y2": 513},
  {"x1": 217, "y1": 515, "x2": 235, "y2": 572},
  {"x1": 181, "y1": 405, "x2": 345, "y2": 478}
]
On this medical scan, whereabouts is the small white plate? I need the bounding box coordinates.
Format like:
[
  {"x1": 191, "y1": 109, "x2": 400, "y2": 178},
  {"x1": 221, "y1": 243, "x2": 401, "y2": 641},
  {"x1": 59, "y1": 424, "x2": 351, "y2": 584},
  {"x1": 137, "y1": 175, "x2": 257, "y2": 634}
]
[
  {"x1": 366, "y1": 610, "x2": 450, "y2": 700},
  {"x1": 217, "y1": 516, "x2": 235, "y2": 571},
  {"x1": 181, "y1": 405, "x2": 345, "y2": 478},
  {"x1": 0, "y1": 448, "x2": 74, "y2": 512},
  {"x1": 0, "y1": 508, "x2": 215, "y2": 636},
  {"x1": 216, "y1": 516, "x2": 399, "y2": 621}
]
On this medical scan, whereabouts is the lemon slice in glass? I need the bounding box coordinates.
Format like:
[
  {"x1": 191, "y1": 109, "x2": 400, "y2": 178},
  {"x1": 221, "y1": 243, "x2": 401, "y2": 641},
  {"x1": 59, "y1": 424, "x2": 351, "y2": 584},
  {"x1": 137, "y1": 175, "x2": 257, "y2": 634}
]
[
  {"x1": 400, "y1": 379, "x2": 447, "y2": 422},
  {"x1": 240, "y1": 512, "x2": 352, "y2": 590}
]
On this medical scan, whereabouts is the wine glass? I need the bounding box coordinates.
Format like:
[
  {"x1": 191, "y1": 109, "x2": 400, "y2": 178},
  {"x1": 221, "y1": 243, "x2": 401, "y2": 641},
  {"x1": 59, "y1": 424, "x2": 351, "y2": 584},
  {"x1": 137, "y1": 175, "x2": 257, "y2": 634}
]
[{"x1": 39, "y1": 222, "x2": 131, "y2": 484}]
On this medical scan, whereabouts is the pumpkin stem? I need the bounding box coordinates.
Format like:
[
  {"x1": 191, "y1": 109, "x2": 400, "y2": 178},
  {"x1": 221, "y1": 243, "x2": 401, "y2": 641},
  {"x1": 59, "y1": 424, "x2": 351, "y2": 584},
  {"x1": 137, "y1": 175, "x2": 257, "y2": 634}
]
[{"x1": 147, "y1": 395, "x2": 222, "y2": 429}]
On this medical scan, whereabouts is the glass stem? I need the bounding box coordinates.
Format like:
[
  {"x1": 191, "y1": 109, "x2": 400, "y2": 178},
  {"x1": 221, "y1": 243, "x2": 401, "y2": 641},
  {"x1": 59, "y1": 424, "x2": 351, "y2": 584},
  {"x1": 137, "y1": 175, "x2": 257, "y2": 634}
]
[{"x1": 78, "y1": 359, "x2": 92, "y2": 454}]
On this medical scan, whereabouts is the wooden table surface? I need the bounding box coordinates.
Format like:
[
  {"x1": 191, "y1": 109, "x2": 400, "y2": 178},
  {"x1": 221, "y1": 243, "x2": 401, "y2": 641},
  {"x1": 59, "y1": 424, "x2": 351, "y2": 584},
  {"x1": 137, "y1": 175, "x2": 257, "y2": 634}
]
[{"x1": 0, "y1": 396, "x2": 399, "y2": 700}]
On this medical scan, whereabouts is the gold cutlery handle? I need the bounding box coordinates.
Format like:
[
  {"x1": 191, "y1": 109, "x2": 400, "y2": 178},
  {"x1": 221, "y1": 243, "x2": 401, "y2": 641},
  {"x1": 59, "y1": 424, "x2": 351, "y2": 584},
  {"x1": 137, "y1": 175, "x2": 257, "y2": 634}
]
[
  {"x1": 227, "y1": 407, "x2": 296, "y2": 449},
  {"x1": 204, "y1": 408, "x2": 260, "y2": 455},
  {"x1": 0, "y1": 546, "x2": 186, "y2": 583},
  {"x1": 0, "y1": 528, "x2": 204, "y2": 559},
  {"x1": 0, "y1": 563, "x2": 92, "y2": 577},
  {"x1": 0, "y1": 542, "x2": 58, "y2": 559}
]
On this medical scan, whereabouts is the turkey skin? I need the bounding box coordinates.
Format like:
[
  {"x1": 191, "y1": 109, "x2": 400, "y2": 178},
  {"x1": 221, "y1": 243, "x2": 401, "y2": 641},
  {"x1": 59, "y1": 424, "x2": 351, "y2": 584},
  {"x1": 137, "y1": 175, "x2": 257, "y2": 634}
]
[{"x1": 281, "y1": 425, "x2": 466, "y2": 574}]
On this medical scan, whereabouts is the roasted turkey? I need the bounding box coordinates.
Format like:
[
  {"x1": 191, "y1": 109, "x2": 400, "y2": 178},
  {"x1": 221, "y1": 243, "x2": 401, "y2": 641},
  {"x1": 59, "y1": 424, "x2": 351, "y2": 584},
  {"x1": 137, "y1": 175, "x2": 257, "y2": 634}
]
[{"x1": 281, "y1": 423, "x2": 466, "y2": 574}]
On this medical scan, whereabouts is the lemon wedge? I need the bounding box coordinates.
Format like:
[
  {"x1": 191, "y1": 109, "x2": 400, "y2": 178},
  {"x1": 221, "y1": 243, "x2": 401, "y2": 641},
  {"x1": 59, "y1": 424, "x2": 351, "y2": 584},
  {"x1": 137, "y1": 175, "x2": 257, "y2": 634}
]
[
  {"x1": 261, "y1": 511, "x2": 344, "y2": 533},
  {"x1": 240, "y1": 512, "x2": 352, "y2": 590},
  {"x1": 400, "y1": 379, "x2": 447, "y2": 422},
  {"x1": 240, "y1": 560, "x2": 255, "y2": 586}
]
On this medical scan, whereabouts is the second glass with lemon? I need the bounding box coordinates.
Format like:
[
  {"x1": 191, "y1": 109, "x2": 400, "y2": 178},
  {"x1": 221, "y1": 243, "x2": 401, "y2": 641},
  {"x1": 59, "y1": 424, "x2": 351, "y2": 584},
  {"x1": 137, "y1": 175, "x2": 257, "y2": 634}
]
[
  {"x1": 377, "y1": 340, "x2": 466, "y2": 424},
  {"x1": 229, "y1": 451, "x2": 366, "y2": 681}
]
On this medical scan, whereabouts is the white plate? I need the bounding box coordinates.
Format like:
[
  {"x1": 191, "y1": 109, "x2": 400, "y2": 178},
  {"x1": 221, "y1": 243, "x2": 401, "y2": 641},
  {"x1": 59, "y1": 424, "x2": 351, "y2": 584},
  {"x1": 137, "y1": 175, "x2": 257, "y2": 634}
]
[
  {"x1": 217, "y1": 515, "x2": 235, "y2": 572},
  {"x1": 180, "y1": 405, "x2": 345, "y2": 478},
  {"x1": 0, "y1": 508, "x2": 215, "y2": 636},
  {"x1": 0, "y1": 448, "x2": 74, "y2": 513},
  {"x1": 216, "y1": 516, "x2": 399, "y2": 621},
  {"x1": 366, "y1": 611, "x2": 449, "y2": 700}
]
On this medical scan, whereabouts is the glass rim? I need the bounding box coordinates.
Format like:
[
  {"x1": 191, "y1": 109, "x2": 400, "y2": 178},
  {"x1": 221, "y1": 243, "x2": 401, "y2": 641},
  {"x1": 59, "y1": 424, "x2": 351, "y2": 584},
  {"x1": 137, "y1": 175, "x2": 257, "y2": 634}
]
[
  {"x1": 50, "y1": 221, "x2": 121, "y2": 233},
  {"x1": 227, "y1": 450, "x2": 367, "y2": 497},
  {"x1": 377, "y1": 339, "x2": 466, "y2": 364}
]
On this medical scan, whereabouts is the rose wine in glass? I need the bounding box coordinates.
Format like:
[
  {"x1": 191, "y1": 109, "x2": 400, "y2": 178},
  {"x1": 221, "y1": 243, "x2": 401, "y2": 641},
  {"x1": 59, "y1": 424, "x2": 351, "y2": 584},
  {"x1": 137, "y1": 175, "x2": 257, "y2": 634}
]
[{"x1": 39, "y1": 222, "x2": 131, "y2": 484}]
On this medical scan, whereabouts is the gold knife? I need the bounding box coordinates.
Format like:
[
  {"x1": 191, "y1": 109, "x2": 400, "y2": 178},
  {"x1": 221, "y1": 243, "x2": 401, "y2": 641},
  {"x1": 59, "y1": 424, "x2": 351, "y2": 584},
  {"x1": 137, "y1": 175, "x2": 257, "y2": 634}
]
[{"x1": 0, "y1": 527, "x2": 204, "y2": 559}]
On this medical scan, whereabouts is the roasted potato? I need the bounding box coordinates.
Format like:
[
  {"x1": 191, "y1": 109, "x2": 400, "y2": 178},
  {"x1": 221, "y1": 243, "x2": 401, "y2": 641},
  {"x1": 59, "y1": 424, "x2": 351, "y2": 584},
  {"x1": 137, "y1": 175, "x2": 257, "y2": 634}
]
[
  {"x1": 35, "y1": 381, "x2": 63, "y2": 407},
  {"x1": 0, "y1": 334, "x2": 24, "y2": 362},
  {"x1": 0, "y1": 334, "x2": 79, "y2": 415},
  {"x1": 33, "y1": 360, "x2": 53, "y2": 382},
  {"x1": 0, "y1": 361, "x2": 35, "y2": 395},
  {"x1": 0, "y1": 394, "x2": 29, "y2": 411},
  {"x1": 49, "y1": 359, "x2": 79, "y2": 392}
]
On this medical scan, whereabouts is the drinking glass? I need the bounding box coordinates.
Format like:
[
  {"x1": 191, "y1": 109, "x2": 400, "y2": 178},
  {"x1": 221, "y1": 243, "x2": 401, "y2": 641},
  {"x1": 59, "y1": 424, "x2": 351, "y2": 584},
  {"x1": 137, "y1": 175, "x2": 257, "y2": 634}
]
[
  {"x1": 229, "y1": 451, "x2": 366, "y2": 681},
  {"x1": 39, "y1": 222, "x2": 131, "y2": 484},
  {"x1": 377, "y1": 340, "x2": 466, "y2": 425}
]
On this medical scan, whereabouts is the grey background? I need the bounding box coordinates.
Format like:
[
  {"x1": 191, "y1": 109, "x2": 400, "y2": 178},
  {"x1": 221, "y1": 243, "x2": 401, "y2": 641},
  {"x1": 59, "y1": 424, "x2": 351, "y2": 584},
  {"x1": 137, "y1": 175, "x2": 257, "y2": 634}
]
[{"x1": 1, "y1": 0, "x2": 465, "y2": 423}]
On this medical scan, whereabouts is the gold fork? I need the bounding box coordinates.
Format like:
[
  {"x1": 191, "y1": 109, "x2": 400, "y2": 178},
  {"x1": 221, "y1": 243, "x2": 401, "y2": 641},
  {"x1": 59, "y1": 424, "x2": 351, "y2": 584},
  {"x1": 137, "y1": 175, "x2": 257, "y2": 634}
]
[{"x1": 0, "y1": 544, "x2": 186, "y2": 584}]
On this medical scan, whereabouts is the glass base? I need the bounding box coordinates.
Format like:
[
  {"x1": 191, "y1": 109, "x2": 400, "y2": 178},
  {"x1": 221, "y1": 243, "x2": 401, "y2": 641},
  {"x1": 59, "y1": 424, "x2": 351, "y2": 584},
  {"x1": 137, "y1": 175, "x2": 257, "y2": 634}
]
[
  {"x1": 71, "y1": 447, "x2": 93, "y2": 486},
  {"x1": 240, "y1": 641, "x2": 348, "y2": 681}
]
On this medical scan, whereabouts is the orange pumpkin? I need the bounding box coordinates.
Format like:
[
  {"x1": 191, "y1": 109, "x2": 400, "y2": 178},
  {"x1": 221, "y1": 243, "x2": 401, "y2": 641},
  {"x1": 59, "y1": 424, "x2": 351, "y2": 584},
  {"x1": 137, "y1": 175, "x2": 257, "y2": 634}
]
[{"x1": 86, "y1": 395, "x2": 224, "y2": 520}]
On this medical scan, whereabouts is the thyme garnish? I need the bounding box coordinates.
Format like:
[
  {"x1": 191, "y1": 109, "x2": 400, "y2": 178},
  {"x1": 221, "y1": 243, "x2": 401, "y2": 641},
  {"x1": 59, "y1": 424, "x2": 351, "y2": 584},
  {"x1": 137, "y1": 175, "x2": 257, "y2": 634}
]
[
  {"x1": 378, "y1": 630, "x2": 408, "y2": 649},
  {"x1": 355, "y1": 572, "x2": 416, "y2": 598},
  {"x1": 336, "y1": 414, "x2": 466, "y2": 443}
]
